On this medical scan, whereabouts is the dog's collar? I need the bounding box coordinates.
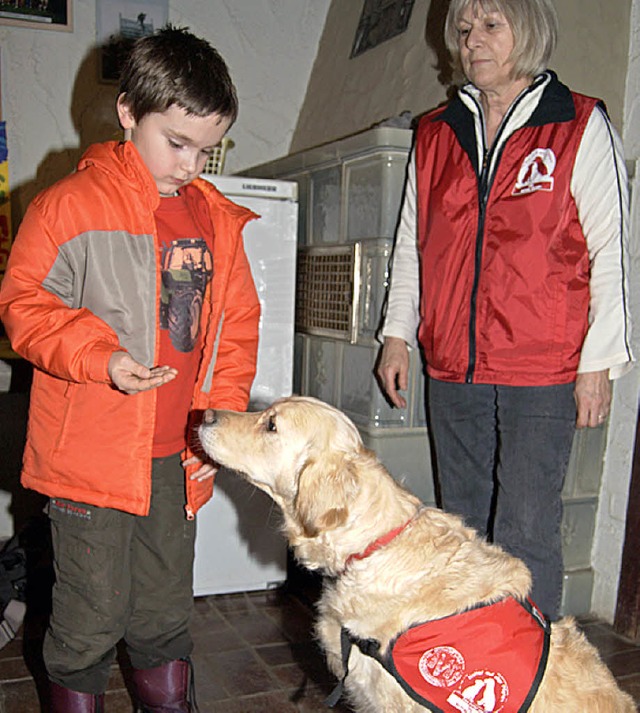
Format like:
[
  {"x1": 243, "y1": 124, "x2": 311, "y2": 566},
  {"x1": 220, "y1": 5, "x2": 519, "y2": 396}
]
[{"x1": 345, "y1": 517, "x2": 414, "y2": 567}]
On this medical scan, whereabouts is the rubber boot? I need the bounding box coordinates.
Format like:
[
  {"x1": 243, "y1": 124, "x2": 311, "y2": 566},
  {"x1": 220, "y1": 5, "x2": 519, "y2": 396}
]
[
  {"x1": 132, "y1": 658, "x2": 196, "y2": 712},
  {"x1": 49, "y1": 681, "x2": 105, "y2": 712}
]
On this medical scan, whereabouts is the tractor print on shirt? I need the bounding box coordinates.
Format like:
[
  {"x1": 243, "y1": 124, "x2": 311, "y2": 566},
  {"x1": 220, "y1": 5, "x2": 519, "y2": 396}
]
[{"x1": 159, "y1": 238, "x2": 213, "y2": 352}]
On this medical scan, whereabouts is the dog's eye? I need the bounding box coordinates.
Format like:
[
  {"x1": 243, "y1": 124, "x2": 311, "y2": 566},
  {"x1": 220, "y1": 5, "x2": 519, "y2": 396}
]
[{"x1": 266, "y1": 415, "x2": 277, "y2": 433}]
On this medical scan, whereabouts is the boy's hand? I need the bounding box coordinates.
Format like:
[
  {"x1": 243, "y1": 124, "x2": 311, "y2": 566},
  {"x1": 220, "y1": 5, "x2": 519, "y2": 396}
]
[
  {"x1": 108, "y1": 351, "x2": 178, "y2": 394},
  {"x1": 184, "y1": 455, "x2": 219, "y2": 482}
]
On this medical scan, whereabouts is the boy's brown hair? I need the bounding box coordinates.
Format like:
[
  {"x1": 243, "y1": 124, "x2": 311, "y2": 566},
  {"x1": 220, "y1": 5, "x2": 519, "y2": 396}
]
[{"x1": 118, "y1": 25, "x2": 238, "y2": 125}]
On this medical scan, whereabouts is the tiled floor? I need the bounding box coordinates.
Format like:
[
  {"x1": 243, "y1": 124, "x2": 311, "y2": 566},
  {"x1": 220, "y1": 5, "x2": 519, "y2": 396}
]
[{"x1": 0, "y1": 527, "x2": 639, "y2": 712}]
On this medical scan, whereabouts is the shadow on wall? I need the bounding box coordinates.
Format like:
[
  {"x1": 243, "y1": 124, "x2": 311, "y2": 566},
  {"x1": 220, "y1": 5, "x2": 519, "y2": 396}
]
[
  {"x1": 9, "y1": 44, "x2": 121, "y2": 232},
  {"x1": 425, "y1": 0, "x2": 458, "y2": 101}
]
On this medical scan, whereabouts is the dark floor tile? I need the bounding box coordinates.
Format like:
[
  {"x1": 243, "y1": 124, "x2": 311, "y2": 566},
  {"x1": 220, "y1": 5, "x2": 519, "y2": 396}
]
[
  {"x1": 193, "y1": 596, "x2": 215, "y2": 614},
  {"x1": 289, "y1": 677, "x2": 352, "y2": 713},
  {"x1": 191, "y1": 604, "x2": 225, "y2": 629},
  {"x1": 192, "y1": 618, "x2": 247, "y2": 655},
  {"x1": 606, "y1": 648, "x2": 640, "y2": 678},
  {"x1": 0, "y1": 636, "x2": 25, "y2": 661},
  {"x1": 231, "y1": 609, "x2": 290, "y2": 646},
  {"x1": 255, "y1": 641, "x2": 300, "y2": 667},
  {"x1": 263, "y1": 602, "x2": 318, "y2": 643},
  {"x1": 579, "y1": 620, "x2": 639, "y2": 658},
  {"x1": 0, "y1": 654, "x2": 32, "y2": 682},
  {"x1": 203, "y1": 647, "x2": 279, "y2": 697},
  {"x1": 191, "y1": 663, "x2": 229, "y2": 704},
  {"x1": 616, "y1": 673, "x2": 640, "y2": 704},
  {"x1": 211, "y1": 689, "x2": 301, "y2": 712},
  {"x1": 1, "y1": 677, "x2": 44, "y2": 713},
  {"x1": 104, "y1": 688, "x2": 137, "y2": 712},
  {"x1": 270, "y1": 661, "x2": 313, "y2": 690},
  {"x1": 271, "y1": 650, "x2": 337, "y2": 692},
  {"x1": 244, "y1": 588, "x2": 289, "y2": 610},
  {"x1": 211, "y1": 592, "x2": 255, "y2": 615},
  {"x1": 254, "y1": 639, "x2": 320, "y2": 671}
]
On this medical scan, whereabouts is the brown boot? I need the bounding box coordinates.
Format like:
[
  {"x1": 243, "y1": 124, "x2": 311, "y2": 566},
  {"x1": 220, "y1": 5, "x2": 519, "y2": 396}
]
[
  {"x1": 49, "y1": 681, "x2": 105, "y2": 712},
  {"x1": 132, "y1": 658, "x2": 196, "y2": 712}
]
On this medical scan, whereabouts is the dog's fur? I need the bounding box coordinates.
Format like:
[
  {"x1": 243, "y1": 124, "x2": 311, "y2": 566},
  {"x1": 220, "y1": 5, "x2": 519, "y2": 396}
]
[{"x1": 199, "y1": 396, "x2": 636, "y2": 712}]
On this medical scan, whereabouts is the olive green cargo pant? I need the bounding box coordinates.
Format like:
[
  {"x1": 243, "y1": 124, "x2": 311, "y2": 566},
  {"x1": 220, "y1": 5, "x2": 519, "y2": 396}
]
[{"x1": 44, "y1": 454, "x2": 196, "y2": 694}]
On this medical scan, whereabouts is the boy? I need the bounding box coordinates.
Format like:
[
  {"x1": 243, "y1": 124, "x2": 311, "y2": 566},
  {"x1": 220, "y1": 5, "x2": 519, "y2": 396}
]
[{"x1": 0, "y1": 26, "x2": 259, "y2": 711}]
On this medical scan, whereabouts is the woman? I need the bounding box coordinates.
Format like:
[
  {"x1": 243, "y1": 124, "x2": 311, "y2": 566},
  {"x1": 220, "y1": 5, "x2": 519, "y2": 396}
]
[{"x1": 377, "y1": 0, "x2": 632, "y2": 620}]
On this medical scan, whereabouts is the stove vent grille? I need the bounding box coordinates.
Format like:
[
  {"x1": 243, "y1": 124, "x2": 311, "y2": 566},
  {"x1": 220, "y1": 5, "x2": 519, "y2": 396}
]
[{"x1": 295, "y1": 244, "x2": 361, "y2": 342}]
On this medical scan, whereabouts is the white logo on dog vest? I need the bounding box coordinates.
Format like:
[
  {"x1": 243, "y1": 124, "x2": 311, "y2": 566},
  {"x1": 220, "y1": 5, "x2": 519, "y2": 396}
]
[
  {"x1": 448, "y1": 670, "x2": 509, "y2": 712},
  {"x1": 512, "y1": 148, "x2": 556, "y2": 196},
  {"x1": 419, "y1": 646, "x2": 465, "y2": 687}
]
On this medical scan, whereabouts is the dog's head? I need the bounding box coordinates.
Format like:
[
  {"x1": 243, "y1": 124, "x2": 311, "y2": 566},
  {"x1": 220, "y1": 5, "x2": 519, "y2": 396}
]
[{"x1": 198, "y1": 397, "x2": 367, "y2": 561}]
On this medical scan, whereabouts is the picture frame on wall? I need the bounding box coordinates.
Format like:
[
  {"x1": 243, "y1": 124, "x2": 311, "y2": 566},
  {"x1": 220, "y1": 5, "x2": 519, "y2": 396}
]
[
  {"x1": 351, "y1": 0, "x2": 415, "y2": 58},
  {"x1": 97, "y1": 0, "x2": 169, "y2": 83},
  {"x1": 0, "y1": 0, "x2": 72, "y2": 31}
]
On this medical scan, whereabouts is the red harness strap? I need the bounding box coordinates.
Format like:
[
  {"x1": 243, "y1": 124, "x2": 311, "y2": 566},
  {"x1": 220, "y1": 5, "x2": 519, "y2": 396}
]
[{"x1": 329, "y1": 597, "x2": 550, "y2": 713}]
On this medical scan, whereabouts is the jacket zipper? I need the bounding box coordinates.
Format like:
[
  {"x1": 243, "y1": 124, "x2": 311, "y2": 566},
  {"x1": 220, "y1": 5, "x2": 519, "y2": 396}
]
[{"x1": 462, "y1": 85, "x2": 536, "y2": 383}]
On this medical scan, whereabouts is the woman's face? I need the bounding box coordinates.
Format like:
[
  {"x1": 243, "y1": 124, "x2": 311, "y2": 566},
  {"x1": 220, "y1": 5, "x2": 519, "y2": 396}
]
[{"x1": 456, "y1": 3, "x2": 517, "y2": 96}]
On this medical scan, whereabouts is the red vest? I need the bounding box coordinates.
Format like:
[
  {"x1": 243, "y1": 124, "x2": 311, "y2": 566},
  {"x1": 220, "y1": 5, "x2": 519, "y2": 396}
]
[
  {"x1": 415, "y1": 78, "x2": 599, "y2": 385},
  {"x1": 340, "y1": 597, "x2": 550, "y2": 713}
]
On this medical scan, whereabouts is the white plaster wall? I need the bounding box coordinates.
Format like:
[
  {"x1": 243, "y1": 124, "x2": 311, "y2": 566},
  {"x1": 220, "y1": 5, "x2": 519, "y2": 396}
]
[
  {"x1": 169, "y1": 1, "x2": 331, "y2": 174},
  {"x1": 290, "y1": 0, "x2": 449, "y2": 153},
  {"x1": 0, "y1": 0, "x2": 330, "y2": 224},
  {"x1": 291, "y1": 0, "x2": 631, "y2": 154},
  {"x1": 590, "y1": 0, "x2": 640, "y2": 621}
]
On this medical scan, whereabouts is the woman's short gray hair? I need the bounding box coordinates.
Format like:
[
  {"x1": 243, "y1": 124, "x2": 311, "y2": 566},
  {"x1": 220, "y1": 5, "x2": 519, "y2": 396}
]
[{"x1": 444, "y1": 0, "x2": 558, "y2": 82}]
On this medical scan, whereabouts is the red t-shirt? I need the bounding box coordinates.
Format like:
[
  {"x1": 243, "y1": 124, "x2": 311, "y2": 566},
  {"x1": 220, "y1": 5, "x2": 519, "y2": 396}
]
[{"x1": 152, "y1": 191, "x2": 214, "y2": 457}]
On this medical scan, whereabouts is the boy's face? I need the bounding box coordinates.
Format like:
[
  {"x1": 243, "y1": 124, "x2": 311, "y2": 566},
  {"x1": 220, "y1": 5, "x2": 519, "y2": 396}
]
[{"x1": 117, "y1": 96, "x2": 232, "y2": 196}]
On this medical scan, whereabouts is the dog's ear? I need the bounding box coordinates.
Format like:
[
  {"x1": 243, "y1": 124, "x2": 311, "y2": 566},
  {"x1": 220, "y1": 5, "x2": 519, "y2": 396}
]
[{"x1": 294, "y1": 454, "x2": 357, "y2": 538}]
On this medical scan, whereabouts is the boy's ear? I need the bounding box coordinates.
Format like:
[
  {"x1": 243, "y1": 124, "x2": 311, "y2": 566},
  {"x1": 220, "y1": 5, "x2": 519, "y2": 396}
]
[{"x1": 116, "y1": 94, "x2": 135, "y2": 131}]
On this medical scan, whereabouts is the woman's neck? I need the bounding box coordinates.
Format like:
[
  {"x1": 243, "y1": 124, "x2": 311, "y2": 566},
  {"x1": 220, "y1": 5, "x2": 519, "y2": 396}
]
[{"x1": 480, "y1": 76, "x2": 533, "y2": 146}]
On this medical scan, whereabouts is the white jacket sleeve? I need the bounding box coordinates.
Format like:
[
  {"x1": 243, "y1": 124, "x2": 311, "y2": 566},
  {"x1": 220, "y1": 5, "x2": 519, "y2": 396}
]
[
  {"x1": 572, "y1": 106, "x2": 634, "y2": 379},
  {"x1": 380, "y1": 150, "x2": 421, "y2": 347}
]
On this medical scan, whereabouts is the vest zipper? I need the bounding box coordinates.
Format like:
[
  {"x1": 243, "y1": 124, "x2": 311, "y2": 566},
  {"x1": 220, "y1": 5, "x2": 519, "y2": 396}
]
[
  {"x1": 465, "y1": 163, "x2": 489, "y2": 383},
  {"x1": 463, "y1": 86, "x2": 536, "y2": 383}
]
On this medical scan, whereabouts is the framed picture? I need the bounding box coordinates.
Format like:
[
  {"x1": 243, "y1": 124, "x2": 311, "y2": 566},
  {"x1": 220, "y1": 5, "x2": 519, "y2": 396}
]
[
  {"x1": 351, "y1": 0, "x2": 415, "y2": 58},
  {"x1": 97, "y1": 0, "x2": 169, "y2": 83},
  {"x1": 0, "y1": 0, "x2": 72, "y2": 31}
]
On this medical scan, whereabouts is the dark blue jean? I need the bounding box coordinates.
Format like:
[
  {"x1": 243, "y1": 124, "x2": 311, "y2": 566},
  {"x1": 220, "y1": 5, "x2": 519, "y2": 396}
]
[{"x1": 428, "y1": 378, "x2": 576, "y2": 620}]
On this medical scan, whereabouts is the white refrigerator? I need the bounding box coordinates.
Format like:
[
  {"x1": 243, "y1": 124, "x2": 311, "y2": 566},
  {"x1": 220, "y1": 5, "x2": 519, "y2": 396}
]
[{"x1": 192, "y1": 174, "x2": 297, "y2": 595}]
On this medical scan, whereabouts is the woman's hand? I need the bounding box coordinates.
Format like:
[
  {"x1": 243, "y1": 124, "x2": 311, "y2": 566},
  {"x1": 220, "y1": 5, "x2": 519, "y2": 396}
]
[
  {"x1": 376, "y1": 337, "x2": 410, "y2": 408},
  {"x1": 574, "y1": 370, "x2": 611, "y2": 428}
]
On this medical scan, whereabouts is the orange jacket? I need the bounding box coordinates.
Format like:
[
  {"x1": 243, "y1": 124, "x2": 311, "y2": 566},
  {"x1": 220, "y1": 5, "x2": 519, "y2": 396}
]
[{"x1": 0, "y1": 141, "x2": 260, "y2": 517}]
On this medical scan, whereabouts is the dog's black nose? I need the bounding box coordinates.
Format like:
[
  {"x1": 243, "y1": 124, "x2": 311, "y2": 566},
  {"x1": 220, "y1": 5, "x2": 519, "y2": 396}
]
[{"x1": 203, "y1": 409, "x2": 217, "y2": 425}]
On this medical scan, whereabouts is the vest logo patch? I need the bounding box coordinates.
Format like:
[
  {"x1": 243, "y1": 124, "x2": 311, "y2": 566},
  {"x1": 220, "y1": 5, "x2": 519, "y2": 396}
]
[
  {"x1": 448, "y1": 669, "x2": 509, "y2": 712},
  {"x1": 419, "y1": 646, "x2": 465, "y2": 688},
  {"x1": 419, "y1": 645, "x2": 510, "y2": 711},
  {"x1": 512, "y1": 148, "x2": 556, "y2": 196}
]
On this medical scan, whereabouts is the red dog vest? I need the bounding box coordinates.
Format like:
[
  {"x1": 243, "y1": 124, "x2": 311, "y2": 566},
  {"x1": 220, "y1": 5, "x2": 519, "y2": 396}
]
[{"x1": 328, "y1": 597, "x2": 550, "y2": 712}]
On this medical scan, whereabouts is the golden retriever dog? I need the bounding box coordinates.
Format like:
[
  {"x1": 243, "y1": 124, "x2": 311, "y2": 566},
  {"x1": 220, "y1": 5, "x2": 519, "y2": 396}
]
[{"x1": 198, "y1": 396, "x2": 636, "y2": 713}]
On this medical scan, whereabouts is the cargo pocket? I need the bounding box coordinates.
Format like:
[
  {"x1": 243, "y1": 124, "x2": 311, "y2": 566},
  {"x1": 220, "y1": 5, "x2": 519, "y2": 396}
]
[{"x1": 47, "y1": 499, "x2": 132, "y2": 637}]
